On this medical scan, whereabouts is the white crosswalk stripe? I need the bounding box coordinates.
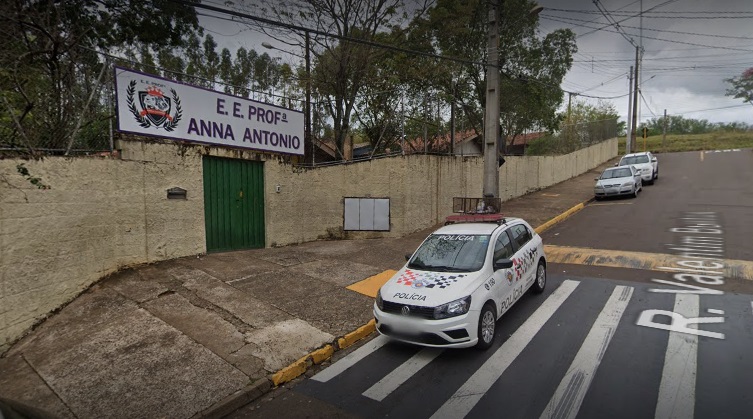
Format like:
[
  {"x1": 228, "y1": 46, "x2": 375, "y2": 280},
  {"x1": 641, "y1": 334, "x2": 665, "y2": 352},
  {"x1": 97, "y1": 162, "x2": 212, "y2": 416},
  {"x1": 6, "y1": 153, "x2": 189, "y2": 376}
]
[
  {"x1": 307, "y1": 281, "x2": 747, "y2": 419},
  {"x1": 363, "y1": 348, "x2": 444, "y2": 401},
  {"x1": 430, "y1": 279, "x2": 580, "y2": 419},
  {"x1": 311, "y1": 335, "x2": 390, "y2": 383},
  {"x1": 540, "y1": 285, "x2": 634, "y2": 419},
  {"x1": 655, "y1": 294, "x2": 699, "y2": 419}
]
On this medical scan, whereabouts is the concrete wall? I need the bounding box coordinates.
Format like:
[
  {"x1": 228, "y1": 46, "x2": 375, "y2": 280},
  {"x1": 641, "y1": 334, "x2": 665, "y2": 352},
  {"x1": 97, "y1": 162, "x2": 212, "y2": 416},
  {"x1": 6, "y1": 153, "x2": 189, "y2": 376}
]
[
  {"x1": 0, "y1": 136, "x2": 616, "y2": 353},
  {"x1": 0, "y1": 151, "x2": 205, "y2": 354}
]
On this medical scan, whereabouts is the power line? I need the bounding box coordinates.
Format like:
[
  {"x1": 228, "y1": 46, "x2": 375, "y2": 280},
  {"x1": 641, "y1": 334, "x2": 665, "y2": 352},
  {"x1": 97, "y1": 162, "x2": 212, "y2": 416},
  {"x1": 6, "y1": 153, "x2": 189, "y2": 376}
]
[
  {"x1": 577, "y1": 0, "x2": 680, "y2": 38},
  {"x1": 543, "y1": 14, "x2": 753, "y2": 41},
  {"x1": 542, "y1": 16, "x2": 753, "y2": 52},
  {"x1": 592, "y1": 0, "x2": 638, "y2": 48},
  {"x1": 639, "y1": 91, "x2": 657, "y2": 117},
  {"x1": 170, "y1": 0, "x2": 490, "y2": 69},
  {"x1": 578, "y1": 71, "x2": 629, "y2": 93},
  {"x1": 671, "y1": 104, "x2": 751, "y2": 115},
  {"x1": 546, "y1": 8, "x2": 753, "y2": 18}
]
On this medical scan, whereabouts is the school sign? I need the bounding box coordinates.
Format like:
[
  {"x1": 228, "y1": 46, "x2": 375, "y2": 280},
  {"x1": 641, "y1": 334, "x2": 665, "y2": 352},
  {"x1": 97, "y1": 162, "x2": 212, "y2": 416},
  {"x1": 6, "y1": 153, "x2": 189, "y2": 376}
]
[{"x1": 114, "y1": 66, "x2": 304, "y2": 156}]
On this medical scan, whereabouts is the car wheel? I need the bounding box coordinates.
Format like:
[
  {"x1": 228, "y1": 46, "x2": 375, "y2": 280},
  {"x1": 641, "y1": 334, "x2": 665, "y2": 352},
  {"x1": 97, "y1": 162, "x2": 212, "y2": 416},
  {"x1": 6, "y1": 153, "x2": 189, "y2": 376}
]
[
  {"x1": 633, "y1": 186, "x2": 639, "y2": 198},
  {"x1": 531, "y1": 261, "x2": 546, "y2": 294},
  {"x1": 475, "y1": 303, "x2": 496, "y2": 350},
  {"x1": 654, "y1": 168, "x2": 659, "y2": 180}
]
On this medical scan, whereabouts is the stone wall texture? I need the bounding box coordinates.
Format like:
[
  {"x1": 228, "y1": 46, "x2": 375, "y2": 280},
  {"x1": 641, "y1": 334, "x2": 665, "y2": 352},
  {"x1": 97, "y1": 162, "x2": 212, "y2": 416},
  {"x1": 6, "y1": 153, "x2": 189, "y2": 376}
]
[{"x1": 0, "y1": 137, "x2": 616, "y2": 353}]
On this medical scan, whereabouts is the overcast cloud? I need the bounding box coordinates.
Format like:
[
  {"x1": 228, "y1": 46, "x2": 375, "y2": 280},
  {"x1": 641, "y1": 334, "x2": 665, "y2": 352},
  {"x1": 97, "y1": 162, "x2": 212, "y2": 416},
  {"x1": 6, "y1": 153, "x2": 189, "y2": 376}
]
[
  {"x1": 200, "y1": 0, "x2": 752, "y2": 126},
  {"x1": 537, "y1": 0, "x2": 753, "y2": 125}
]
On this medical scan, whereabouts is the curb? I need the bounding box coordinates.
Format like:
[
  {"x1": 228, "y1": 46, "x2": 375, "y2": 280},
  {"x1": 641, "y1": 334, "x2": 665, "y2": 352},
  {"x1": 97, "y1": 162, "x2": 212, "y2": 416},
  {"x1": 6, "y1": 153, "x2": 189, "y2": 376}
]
[
  {"x1": 200, "y1": 319, "x2": 376, "y2": 418},
  {"x1": 534, "y1": 197, "x2": 595, "y2": 235},
  {"x1": 201, "y1": 200, "x2": 594, "y2": 417},
  {"x1": 196, "y1": 378, "x2": 271, "y2": 419}
]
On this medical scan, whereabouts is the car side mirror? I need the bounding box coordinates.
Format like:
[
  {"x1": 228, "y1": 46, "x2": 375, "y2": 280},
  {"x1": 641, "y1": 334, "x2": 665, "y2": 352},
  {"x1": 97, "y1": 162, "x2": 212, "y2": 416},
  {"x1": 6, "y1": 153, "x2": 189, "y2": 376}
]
[
  {"x1": 651, "y1": 157, "x2": 657, "y2": 162},
  {"x1": 405, "y1": 253, "x2": 412, "y2": 261},
  {"x1": 613, "y1": 163, "x2": 619, "y2": 167},
  {"x1": 494, "y1": 259, "x2": 514, "y2": 270}
]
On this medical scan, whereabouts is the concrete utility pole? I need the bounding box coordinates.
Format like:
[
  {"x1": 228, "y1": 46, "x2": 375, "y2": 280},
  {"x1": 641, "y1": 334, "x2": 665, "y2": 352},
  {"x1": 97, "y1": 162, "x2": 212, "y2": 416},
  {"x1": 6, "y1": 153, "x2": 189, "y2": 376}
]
[
  {"x1": 305, "y1": 31, "x2": 312, "y2": 165},
  {"x1": 662, "y1": 109, "x2": 668, "y2": 148},
  {"x1": 483, "y1": 0, "x2": 500, "y2": 198},
  {"x1": 450, "y1": 80, "x2": 455, "y2": 155},
  {"x1": 626, "y1": 66, "x2": 633, "y2": 154},
  {"x1": 630, "y1": 46, "x2": 640, "y2": 154}
]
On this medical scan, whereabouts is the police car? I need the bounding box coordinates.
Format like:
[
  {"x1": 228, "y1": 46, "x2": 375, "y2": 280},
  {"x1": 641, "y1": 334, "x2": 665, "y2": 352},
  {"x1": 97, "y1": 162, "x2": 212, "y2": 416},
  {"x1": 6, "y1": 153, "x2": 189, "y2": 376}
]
[{"x1": 374, "y1": 218, "x2": 546, "y2": 350}]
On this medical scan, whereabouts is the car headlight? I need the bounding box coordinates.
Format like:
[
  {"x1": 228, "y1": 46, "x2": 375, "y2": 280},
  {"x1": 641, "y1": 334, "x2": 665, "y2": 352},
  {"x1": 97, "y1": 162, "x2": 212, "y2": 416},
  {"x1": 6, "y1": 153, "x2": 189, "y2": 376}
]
[
  {"x1": 622, "y1": 182, "x2": 633, "y2": 187},
  {"x1": 376, "y1": 289, "x2": 384, "y2": 311},
  {"x1": 595, "y1": 185, "x2": 604, "y2": 189},
  {"x1": 434, "y1": 296, "x2": 471, "y2": 319}
]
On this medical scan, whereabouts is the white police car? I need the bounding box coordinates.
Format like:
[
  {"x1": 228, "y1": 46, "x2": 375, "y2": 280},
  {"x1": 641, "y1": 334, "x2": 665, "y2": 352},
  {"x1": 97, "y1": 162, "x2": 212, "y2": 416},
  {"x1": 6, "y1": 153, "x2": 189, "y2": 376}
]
[{"x1": 374, "y1": 218, "x2": 546, "y2": 350}]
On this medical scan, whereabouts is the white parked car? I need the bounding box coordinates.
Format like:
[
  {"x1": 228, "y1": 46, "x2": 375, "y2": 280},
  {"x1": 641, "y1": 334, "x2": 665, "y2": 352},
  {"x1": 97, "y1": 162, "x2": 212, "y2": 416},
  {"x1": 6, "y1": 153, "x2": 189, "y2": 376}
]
[
  {"x1": 374, "y1": 219, "x2": 546, "y2": 350},
  {"x1": 594, "y1": 165, "x2": 642, "y2": 199},
  {"x1": 618, "y1": 151, "x2": 658, "y2": 184}
]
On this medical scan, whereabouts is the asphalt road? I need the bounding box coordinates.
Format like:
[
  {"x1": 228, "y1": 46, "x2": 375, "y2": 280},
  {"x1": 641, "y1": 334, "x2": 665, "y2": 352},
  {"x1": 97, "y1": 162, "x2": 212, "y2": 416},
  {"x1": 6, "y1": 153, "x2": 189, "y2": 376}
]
[{"x1": 230, "y1": 149, "x2": 753, "y2": 419}]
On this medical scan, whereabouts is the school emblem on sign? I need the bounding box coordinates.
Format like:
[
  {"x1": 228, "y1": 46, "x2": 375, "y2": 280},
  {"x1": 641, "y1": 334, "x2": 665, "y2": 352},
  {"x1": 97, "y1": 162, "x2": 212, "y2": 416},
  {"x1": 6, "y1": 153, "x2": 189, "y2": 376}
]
[{"x1": 126, "y1": 81, "x2": 182, "y2": 131}]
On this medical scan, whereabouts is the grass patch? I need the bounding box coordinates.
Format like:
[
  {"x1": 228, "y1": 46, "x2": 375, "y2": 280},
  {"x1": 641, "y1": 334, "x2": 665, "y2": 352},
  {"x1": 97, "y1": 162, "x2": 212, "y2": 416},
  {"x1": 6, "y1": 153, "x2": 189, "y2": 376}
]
[{"x1": 618, "y1": 131, "x2": 753, "y2": 154}]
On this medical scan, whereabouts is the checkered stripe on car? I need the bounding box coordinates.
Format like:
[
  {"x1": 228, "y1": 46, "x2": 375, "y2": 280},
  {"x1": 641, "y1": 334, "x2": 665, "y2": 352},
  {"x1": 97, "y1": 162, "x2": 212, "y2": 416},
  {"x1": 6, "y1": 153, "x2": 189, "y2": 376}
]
[{"x1": 397, "y1": 270, "x2": 466, "y2": 289}]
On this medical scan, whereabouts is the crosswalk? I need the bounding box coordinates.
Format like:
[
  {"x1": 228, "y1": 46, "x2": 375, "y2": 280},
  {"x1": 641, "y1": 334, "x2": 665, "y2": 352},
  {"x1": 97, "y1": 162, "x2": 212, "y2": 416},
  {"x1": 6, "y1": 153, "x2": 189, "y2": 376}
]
[{"x1": 303, "y1": 278, "x2": 753, "y2": 419}]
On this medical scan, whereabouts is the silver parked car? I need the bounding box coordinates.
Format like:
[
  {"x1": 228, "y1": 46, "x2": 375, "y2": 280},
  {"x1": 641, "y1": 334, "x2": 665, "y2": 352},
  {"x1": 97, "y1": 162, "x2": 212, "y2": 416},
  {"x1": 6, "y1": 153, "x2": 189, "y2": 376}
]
[
  {"x1": 618, "y1": 151, "x2": 658, "y2": 184},
  {"x1": 594, "y1": 165, "x2": 642, "y2": 200}
]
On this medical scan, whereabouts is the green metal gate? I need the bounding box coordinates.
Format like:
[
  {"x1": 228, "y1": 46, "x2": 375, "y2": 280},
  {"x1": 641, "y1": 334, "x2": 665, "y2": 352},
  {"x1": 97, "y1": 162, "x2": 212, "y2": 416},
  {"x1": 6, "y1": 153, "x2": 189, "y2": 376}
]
[{"x1": 203, "y1": 156, "x2": 265, "y2": 252}]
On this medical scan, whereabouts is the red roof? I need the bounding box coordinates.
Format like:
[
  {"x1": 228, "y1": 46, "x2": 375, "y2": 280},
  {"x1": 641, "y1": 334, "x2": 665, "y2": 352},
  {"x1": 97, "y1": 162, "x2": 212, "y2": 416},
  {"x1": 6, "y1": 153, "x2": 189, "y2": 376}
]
[{"x1": 508, "y1": 132, "x2": 547, "y2": 146}]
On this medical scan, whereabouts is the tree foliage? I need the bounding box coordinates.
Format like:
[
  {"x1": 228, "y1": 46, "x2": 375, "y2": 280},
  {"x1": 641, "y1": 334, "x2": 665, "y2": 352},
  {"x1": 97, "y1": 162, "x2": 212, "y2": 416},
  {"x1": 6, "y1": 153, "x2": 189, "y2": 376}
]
[
  {"x1": 639, "y1": 115, "x2": 751, "y2": 136},
  {"x1": 409, "y1": 0, "x2": 577, "y2": 150},
  {"x1": 0, "y1": 0, "x2": 202, "y2": 154},
  {"x1": 254, "y1": 0, "x2": 423, "y2": 157},
  {"x1": 725, "y1": 67, "x2": 753, "y2": 110},
  {"x1": 524, "y1": 100, "x2": 619, "y2": 156}
]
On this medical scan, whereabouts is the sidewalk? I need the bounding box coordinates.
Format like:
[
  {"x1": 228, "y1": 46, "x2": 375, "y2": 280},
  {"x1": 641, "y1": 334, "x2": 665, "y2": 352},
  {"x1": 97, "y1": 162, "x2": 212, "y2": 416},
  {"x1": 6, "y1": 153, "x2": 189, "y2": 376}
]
[{"x1": 0, "y1": 159, "x2": 616, "y2": 419}]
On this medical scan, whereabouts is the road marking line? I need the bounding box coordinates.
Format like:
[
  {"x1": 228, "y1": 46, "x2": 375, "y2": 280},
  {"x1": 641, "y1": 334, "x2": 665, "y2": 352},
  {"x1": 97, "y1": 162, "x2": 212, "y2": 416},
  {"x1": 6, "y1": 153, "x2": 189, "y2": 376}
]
[
  {"x1": 543, "y1": 245, "x2": 753, "y2": 280},
  {"x1": 311, "y1": 335, "x2": 390, "y2": 383},
  {"x1": 430, "y1": 280, "x2": 580, "y2": 419},
  {"x1": 362, "y1": 348, "x2": 443, "y2": 401},
  {"x1": 540, "y1": 286, "x2": 633, "y2": 419},
  {"x1": 700, "y1": 151, "x2": 704, "y2": 161},
  {"x1": 655, "y1": 294, "x2": 698, "y2": 419}
]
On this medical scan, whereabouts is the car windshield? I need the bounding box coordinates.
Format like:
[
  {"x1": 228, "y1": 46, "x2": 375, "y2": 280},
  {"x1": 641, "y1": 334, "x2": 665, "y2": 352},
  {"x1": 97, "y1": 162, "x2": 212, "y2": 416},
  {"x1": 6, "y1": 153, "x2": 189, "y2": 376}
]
[
  {"x1": 408, "y1": 234, "x2": 490, "y2": 272},
  {"x1": 620, "y1": 155, "x2": 649, "y2": 165},
  {"x1": 601, "y1": 168, "x2": 632, "y2": 179}
]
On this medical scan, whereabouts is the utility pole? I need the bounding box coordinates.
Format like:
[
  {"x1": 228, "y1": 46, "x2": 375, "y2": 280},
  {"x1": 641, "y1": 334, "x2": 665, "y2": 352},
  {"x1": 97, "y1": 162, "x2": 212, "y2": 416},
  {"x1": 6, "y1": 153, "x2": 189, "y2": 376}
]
[
  {"x1": 626, "y1": 66, "x2": 633, "y2": 154},
  {"x1": 450, "y1": 80, "x2": 455, "y2": 155},
  {"x1": 423, "y1": 93, "x2": 428, "y2": 153},
  {"x1": 630, "y1": 46, "x2": 640, "y2": 154},
  {"x1": 401, "y1": 93, "x2": 405, "y2": 155},
  {"x1": 483, "y1": 0, "x2": 500, "y2": 199},
  {"x1": 305, "y1": 31, "x2": 312, "y2": 165},
  {"x1": 662, "y1": 109, "x2": 668, "y2": 149}
]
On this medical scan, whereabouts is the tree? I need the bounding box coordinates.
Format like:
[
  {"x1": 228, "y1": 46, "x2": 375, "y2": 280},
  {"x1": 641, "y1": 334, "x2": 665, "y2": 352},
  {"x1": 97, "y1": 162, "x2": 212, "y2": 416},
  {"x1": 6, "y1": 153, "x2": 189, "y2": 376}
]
[
  {"x1": 250, "y1": 0, "x2": 422, "y2": 158},
  {"x1": 0, "y1": 0, "x2": 202, "y2": 155},
  {"x1": 409, "y1": 0, "x2": 577, "y2": 150},
  {"x1": 725, "y1": 67, "x2": 753, "y2": 110}
]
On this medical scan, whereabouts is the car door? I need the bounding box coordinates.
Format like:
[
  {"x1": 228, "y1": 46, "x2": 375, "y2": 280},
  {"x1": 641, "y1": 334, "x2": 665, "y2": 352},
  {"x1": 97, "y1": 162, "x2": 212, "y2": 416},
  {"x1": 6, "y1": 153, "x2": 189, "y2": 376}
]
[
  {"x1": 490, "y1": 228, "x2": 516, "y2": 317},
  {"x1": 509, "y1": 223, "x2": 539, "y2": 289}
]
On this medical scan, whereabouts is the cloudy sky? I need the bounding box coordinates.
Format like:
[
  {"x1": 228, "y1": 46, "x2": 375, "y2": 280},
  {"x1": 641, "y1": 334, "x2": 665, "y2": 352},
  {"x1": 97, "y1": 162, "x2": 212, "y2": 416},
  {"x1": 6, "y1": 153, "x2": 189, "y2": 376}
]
[
  {"x1": 199, "y1": 0, "x2": 752, "y2": 126},
  {"x1": 536, "y1": 0, "x2": 752, "y2": 125}
]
